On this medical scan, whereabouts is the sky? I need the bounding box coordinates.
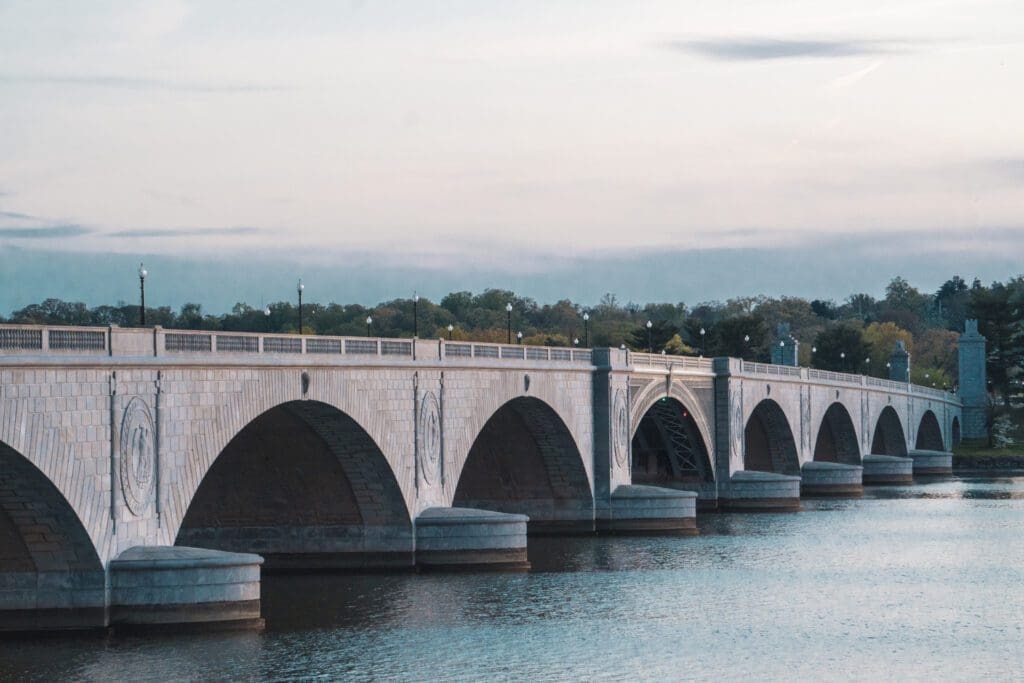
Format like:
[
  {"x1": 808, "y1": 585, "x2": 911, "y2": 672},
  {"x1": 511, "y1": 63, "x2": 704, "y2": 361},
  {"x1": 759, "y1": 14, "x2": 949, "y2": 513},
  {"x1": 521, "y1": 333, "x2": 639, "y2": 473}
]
[{"x1": 1, "y1": 0, "x2": 1022, "y2": 312}]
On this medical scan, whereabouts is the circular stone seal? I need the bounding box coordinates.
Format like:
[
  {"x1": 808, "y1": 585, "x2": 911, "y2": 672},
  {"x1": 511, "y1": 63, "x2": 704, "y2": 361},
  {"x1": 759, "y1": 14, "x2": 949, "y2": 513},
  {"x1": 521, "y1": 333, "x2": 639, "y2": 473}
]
[
  {"x1": 613, "y1": 389, "x2": 630, "y2": 467},
  {"x1": 120, "y1": 396, "x2": 156, "y2": 516},
  {"x1": 419, "y1": 391, "x2": 441, "y2": 486}
]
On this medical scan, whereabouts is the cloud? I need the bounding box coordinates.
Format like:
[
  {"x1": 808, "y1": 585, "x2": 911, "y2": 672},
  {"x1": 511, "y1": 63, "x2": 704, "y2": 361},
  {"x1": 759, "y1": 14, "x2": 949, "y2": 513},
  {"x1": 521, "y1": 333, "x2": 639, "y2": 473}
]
[
  {"x1": 984, "y1": 159, "x2": 1024, "y2": 179},
  {"x1": 667, "y1": 37, "x2": 912, "y2": 61},
  {"x1": 106, "y1": 226, "x2": 265, "y2": 238},
  {"x1": 0, "y1": 74, "x2": 292, "y2": 93},
  {"x1": 0, "y1": 225, "x2": 91, "y2": 239},
  {"x1": 0, "y1": 210, "x2": 39, "y2": 221}
]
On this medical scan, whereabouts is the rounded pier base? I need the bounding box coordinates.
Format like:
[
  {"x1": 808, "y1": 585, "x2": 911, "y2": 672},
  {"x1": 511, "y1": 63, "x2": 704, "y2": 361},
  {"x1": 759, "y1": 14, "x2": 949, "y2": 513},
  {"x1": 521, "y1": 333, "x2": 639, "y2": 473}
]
[
  {"x1": 800, "y1": 462, "x2": 864, "y2": 497},
  {"x1": 720, "y1": 471, "x2": 802, "y2": 512},
  {"x1": 598, "y1": 485, "x2": 698, "y2": 535},
  {"x1": 909, "y1": 449, "x2": 954, "y2": 476},
  {"x1": 109, "y1": 546, "x2": 264, "y2": 633},
  {"x1": 862, "y1": 454, "x2": 914, "y2": 485},
  {"x1": 415, "y1": 507, "x2": 530, "y2": 571}
]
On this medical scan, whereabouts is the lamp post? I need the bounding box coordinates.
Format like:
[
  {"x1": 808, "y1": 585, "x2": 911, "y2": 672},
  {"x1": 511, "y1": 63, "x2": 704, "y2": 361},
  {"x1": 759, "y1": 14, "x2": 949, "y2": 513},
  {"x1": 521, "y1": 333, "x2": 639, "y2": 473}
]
[
  {"x1": 413, "y1": 292, "x2": 419, "y2": 339},
  {"x1": 517, "y1": 331, "x2": 523, "y2": 345},
  {"x1": 699, "y1": 327, "x2": 706, "y2": 357},
  {"x1": 582, "y1": 312, "x2": 590, "y2": 347},
  {"x1": 297, "y1": 279, "x2": 304, "y2": 333},
  {"x1": 264, "y1": 306, "x2": 271, "y2": 332},
  {"x1": 840, "y1": 351, "x2": 846, "y2": 371},
  {"x1": 138, "y1": 263, "x2": 147, "y2": 326},
  {"x1": 447, "y1": 323, "x2": 454, "y2": 340},
  {"x1": 811, "y1": 345, "x2": 817, "y2": 368},
  {"x1": 864, "y1": 357, "x2": 871, "y2": 376},
  {"x1": 366, "y1": 315, "x2": 372, "y2": 337},
  {"x1": 779, "y1": 340, "x2": 785, "y2": 365},
  {"x1": 573, "y1": 337, "x2": 579, "y2": 347},
  {"x1": 646, "y1": 320, "x2": 653, "y2": 354},
  {"x1": 743, "y1": 334, "x2": 750, "y2": 361},
  {"x1": 506, "y1": 303, "x2": 513, "y2": 344}
]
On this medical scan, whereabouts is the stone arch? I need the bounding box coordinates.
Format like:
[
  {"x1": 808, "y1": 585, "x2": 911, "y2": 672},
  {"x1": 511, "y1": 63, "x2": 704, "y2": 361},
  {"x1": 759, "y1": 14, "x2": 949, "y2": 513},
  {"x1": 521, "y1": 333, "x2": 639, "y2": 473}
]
[
  {"x1": 453, "y1": 396, "x2": 593, "y2": 534},
  {"x1": 630, "y1": 380, "x2": 715, "y2": 467},
  {"x1": 916, "y1": 410, "x2": 945, "y2": 451},
  {"x1": 871, "y1": 406, "x2": 908, "y2": 456},
  {"x1": 0, "y1": 440, "x2": 104, "y2": 629},
  {"x1": 813, "y1": 402, "x2": 861, "y2": 465},
  {"x1": 631, "y1": 396, "x2": 715, "y2": 488},
  {"x1": 175, "y1": 400, "x2": 413, "y2": 570},
  {"x1": 951, "y1": 416, "x2": 961, "y2": 446},
  {"x1": 744, "y1": 399, "x2": 800, "y2": 475}
]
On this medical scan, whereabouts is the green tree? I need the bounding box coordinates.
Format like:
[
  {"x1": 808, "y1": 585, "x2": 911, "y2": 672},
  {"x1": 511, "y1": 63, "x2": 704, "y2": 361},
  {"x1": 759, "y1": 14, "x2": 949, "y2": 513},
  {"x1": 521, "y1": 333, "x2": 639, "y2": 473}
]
[{"x1": 813, "y1": 323, "x2": 870, "y2": 372}]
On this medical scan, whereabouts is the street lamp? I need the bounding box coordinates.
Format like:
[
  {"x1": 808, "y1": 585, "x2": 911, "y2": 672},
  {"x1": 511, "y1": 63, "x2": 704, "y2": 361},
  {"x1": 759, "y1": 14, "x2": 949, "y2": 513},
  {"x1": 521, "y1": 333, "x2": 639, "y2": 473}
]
[
  {"x1": 506, "y1": 302, "x2": 513, "y2": 344},
  {"x1": 743, "y1": 334, "x2": 750, "y2": 361},
  {"x1": 779, "y1": 340, "x2": 785, "y2": 365},
  {"x1": 573, "y1": 337, "x2": 579, "y2": 347},
  {"x1": 447, "y1": 323, "x2": 454, "y2": 340},
  {"x1": 138, "y1": 263, "x2": 147, "y2": 326},
  {"x1": 264, "y1": 305, "x2": 271, "y2": 332},
  {"x1": 297, "y1": 279, "x2": 304, "y2": 334},
  {"x1": 413, "y1": 292, "x2": 419, "y2": 339},
  {"x1": 646, "y1": 320, "x2": 653, "y2": 354},
  {"x1": 366, "y1": 315, "x2": 372, "y2": 337},
  {"x1": 582, "y1": 312, "x2": 590, "y2": 347},
  {"x1": 840, "y1": 351, "x2": 846, "y2": 371},
  {"x1": 699, "y1": 327, "x2": 706, "y2": 357},
  {"x1": 517, "y1": 331, "x2": 523, "y2": 344}
]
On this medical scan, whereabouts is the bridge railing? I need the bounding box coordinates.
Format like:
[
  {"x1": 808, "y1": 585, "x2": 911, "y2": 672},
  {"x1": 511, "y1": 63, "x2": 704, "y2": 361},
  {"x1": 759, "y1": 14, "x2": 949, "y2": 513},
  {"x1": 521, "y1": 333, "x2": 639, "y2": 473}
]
[
  {"x1": 743, "y1": 360, "x2": 803, "y2": 378},
  {"x1": 628, "y1": 352, "x2": 714, "y2": 372},
  {"x1": 0, "y1": 324, "x2": 109, "y2": 354},
  {"x1": 440, "y1": 340, "x2": 593, "y2": 364},
  {"x1": 806, "y1": 367, "x2": 863, "y2": 385},
  {"x1": 161, "y1": 329, "x2": 416, "y2": 358}
]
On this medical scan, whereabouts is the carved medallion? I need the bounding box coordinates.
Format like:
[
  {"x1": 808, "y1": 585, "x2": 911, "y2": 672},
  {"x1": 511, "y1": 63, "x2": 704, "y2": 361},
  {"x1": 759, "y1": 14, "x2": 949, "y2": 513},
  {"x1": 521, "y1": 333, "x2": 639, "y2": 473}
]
[
  {"x1": 120, "y1": 396, "x2": 155, "y2": 516},
  {"x1": 613, "y1": 389, "x2": 630, "y2": 467},
  {"x1": 419, "y1": 391, "x2": 441, "y2": 486}
]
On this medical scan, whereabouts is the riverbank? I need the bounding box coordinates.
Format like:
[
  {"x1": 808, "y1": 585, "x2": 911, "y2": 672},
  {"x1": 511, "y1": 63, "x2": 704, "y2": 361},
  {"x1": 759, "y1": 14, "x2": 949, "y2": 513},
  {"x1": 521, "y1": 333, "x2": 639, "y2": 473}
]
[
  {"x1": 953, "y1": 455, "x2": 1024, "y2": 471},
  {"x1": 952, "y1": 446, "x2": 1024, "y2": 472}
]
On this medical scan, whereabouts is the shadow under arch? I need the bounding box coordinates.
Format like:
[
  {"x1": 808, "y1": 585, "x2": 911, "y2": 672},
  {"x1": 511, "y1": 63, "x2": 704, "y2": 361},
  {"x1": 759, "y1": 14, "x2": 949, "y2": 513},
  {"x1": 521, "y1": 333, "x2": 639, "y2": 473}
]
[
  {"x1": 951, "y1": 416, "x2": 961, "y2": 446},
  {"x1": 813, "y1": 402, "x2": 862, "y2": 465},
  {"x1": 631, "y1": 396, "x2": 715, "y2": 500},
  {"x1": 0, "y1": 440, "x2": 104, "y2": 630},
  {"x1": 916, "y1": 410, "x2": 945, "y2": 451},
  {"x1": 871, "y1": 406, "x2": 908, "y2": 456},
  {"x1": 453, "y1": 396, "x2": 593, "y2": 534},
  {"x1": 744, "y1": 399, "x2": 800, "y2": 475},
  {"x1": 175, "y1": 400, "x2": 413, "y2": 570}
]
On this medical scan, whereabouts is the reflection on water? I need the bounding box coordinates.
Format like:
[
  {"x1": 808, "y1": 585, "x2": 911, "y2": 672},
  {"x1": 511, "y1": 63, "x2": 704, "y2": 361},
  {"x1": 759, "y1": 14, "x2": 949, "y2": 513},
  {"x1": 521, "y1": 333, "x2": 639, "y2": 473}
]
[{"x1": 1, "y1": 476, "x2": 1022, "y2": 681}]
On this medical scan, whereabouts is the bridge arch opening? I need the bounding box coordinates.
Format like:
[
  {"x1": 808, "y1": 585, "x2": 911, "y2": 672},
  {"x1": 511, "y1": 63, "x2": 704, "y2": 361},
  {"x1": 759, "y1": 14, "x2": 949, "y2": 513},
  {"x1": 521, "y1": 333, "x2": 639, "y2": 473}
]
[
  {"x1": 631, "y1": 397, "x2": 714, "y2": 488},
  {"x1": 453, "y1": 396, "x2": 592, "y2": 534},
  {"x1": 744, "y1": 399, "x2": 800, "y2": 475},
  {"x1": 916, "y1": 410, "x2": 945, "y2": 451},
  {"x1": 951, "y1": 416, "x2": 961, "y2": 446},
  {"x1": 870, "y1": 406, "x2": 908, "y2": 456},
  {"x1": 176, "y1": 400, "x2": 412, "y2": 570},
  {"x1": 0, "y1": 440, "x2": 104, "y2": 629},
  {"x1": 813, "y1": 402, "x2": 861, "y2": 465}
]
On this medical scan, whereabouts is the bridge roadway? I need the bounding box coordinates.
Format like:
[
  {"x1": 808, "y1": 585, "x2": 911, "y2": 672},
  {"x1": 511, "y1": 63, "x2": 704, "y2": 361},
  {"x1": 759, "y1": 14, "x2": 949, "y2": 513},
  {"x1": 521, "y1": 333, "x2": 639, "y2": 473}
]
[{"x1": 0, "y1": 324, "x2": 960, "y2": 632}]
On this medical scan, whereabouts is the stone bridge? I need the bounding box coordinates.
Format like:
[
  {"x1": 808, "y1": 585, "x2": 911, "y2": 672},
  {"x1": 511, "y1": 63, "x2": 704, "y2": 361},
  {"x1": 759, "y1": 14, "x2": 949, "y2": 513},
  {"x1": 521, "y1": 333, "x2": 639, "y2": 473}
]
[{"x1": 0, "y1": 324, "x2": 964, "y2": 632}]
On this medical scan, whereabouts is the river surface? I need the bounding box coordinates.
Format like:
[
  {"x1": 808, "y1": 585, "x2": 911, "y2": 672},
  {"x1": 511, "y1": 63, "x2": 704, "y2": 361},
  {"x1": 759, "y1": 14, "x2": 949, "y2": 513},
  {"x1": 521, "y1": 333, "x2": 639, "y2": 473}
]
[{"x1": 2, "y1": 475, "x2": 1023, "y2": 682}]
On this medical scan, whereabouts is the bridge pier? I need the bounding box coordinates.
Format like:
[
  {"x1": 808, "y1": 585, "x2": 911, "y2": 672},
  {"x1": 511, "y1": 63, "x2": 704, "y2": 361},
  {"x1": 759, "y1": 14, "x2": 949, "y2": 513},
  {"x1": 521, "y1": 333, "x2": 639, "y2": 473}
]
[
  {"x1": 862, "y1": 454, "x2": 914, "y2": 484},
  {"x1": 415, "y1": 508, "x2": 530, "y2": 571},
  {"x1": 108, "y1": 546, "x2": 264, "y2": 633},
  {"x1": 908, "y1": 450, "x2": 954, "y2": 476},
  {"x1": 800, "y1": 462, "x2": 864, "y2": 497},
  {"x1": 597, "y1": 485, "x2": 698, "y2": 535},
  {"x1": 720, "y1": 471, "x2": 802, "y2": 512}
]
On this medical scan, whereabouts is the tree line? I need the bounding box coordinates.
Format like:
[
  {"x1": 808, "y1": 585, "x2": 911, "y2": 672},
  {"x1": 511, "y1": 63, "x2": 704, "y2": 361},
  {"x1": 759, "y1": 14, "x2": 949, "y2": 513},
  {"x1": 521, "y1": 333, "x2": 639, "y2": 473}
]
[{"x1": 4, "y1": 275, "x2": 1022, "y2": 403}]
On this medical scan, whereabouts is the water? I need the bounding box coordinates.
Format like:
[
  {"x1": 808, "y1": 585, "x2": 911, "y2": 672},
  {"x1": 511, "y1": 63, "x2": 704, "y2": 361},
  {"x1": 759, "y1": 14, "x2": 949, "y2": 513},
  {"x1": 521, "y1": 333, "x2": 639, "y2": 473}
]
[{"x1": 2, "y1": 476, "x2": 1023, "y2": 681}]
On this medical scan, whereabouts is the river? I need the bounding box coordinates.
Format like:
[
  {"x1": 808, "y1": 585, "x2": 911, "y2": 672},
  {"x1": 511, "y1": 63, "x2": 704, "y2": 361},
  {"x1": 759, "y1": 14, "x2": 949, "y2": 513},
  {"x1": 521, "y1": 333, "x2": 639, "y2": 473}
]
[{"x1": 2, "y1": 475, "x2": 1022, "y2": 681}]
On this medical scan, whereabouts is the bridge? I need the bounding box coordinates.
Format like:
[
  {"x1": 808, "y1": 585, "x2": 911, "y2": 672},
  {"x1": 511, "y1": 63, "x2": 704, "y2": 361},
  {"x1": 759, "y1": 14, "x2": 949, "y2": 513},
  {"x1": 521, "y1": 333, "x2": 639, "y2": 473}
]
[{"x1": 0, "y1": 322, "x2": 976, "y2": 632}]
